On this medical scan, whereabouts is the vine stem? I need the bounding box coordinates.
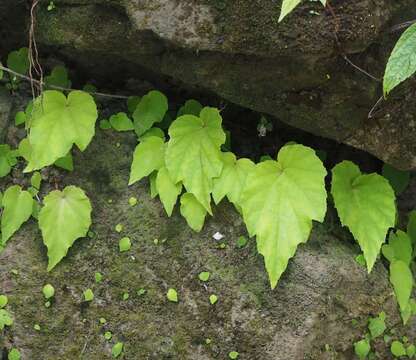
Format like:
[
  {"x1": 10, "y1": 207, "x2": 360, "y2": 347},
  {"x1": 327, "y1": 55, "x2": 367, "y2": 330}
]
[{"x1": 0, "y1": 64, "x2": 129, "y2": 100}]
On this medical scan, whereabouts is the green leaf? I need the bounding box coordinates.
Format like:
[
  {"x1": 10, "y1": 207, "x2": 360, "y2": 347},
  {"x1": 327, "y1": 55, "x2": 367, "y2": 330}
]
[
  {"x1": 39, "y1": 186, "x2": 92, "y2": 271},
  {"x1": 115, "y1": 223, "x2": 123, "y2": 233},
  {"x1": 95, "y1": 272, "x2": 103, "y2": 283},
  {"x1": 31, "y1": 171, "x2": 42, "y2": 190},
  {"x1": 42, "y1": 284, "x2": 55, "y2": 299},
  {"x1": 382, "y1": 163, "x2": 410, "y2": 195},
  {"x1": 228, "y1": 351, "x2": 239, "y2": 360},
  {"x1": 331, "y1": 161, "x2": 396, "y2": 272},
  {"x1": 390, "y1": 260, "x2": 413, "y2": 313},
  {"x1": 129, "y1": 136, "x2": 166, "y2": 185},
  {"x1": 382, "y1": 230, "x2": 413, "y2": 265},
  {"x1": 112, "y1": 342, "x2": 123, "y2": 358},
  {"x1": 1, "y1": 185, "x2": 33, "y2": 246},
  {"x1": 166, "y1": 107, "x2": 226, "y2": 213},
  {"x1": 83, "y1": 288, "x2": 94, "y2": 302},
  {"x1": 127, "y1": 96, "x2": 141, "y2": 114},
  {"x1": 240, "y1": 144, "x2": 327, "y2": 288},
  {"x1": 8, "y1": 348, "x2": 21, "y2": 360},
  {"x1": 279, "y1": 0, "x2": 302, "y2": 22},
  {"x1": 237, "y1": 235, "x2": 248, "y2": 248},
  {"x1": 54, "y1": 152, "x2": 74, "y2": 171},
  {"x1": 198, "y1": 271, "x2": 210, "y2": 281},
  {"x1": 7, "y1": 48, "x2": 29, "y2": 75},
  {"x1": 407, "y1": 344, "x2": 416, "y2": 358},
  {"x1": 368, "y1": 313, "x2": 386, "y2": 339},
  {"x1": 133, "y1": 90, "x2": 168, "y2": 136},
  {"x1": 177, "y1": 99, "x2": 203, "y2": 117},
  {"x1": 0, "y1": 295, "x2": 8, "y2": 308},
  {"x1": 99, "y1": 119, "x2": 112, "y2": 130},
  {"x1": 45, "y1": 65, "x2": 72, "y2": 89},
  {"x1": 25, "y1": 90, "x2": 97, "y2": 171},
  {"x1": 14, "y1": 111, "x2": 26, "y2": 126},
  {"x1": 128, "y1": 197, "x2": 138, "y2": 206},
  {"x1": 180, "y1": 193, "x2": 207, "y2": 232},
  {"x1": 156, "y1": 167, "x2": 182, "y2": 216},
  {"x1": 391, "y1": 340, "x2": 407, "y2": 357},
  {"x1": 212, "y1": 152, "x2": 255, "y2": 206},
  {"x1": 354, "y1": 339, "x2": 370, "y2": 360},
  {"x1": 0, "y1": 309, "x2": 13, "y2": 330},
  {"x1": 384, "y1": 23, "x2": 416, "y2": 96},
  {"x1": 109, "y1": 112, "x2": 134, "y2": 131},
  {"x1": 167, "y1": 288, "x2": 178, "y2": 302},
  {"x1": 119, "y1": 237, "x2": 131, "y2": 252},
  {"x1": 0, "y1": 145, "x2": 16, "y2": 177},
  {"x1": 209, "y1": 294, "x2": 218, "y2": 305}
]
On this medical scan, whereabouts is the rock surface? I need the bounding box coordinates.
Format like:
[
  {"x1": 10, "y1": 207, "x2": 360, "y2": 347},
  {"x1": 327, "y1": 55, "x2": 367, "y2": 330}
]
[
  {"x1": 0, "y1": 102, "x2": 405, "y2": 359},
  {"x1": 4, "y1": 0, "x2": 412, "y2": 169}
]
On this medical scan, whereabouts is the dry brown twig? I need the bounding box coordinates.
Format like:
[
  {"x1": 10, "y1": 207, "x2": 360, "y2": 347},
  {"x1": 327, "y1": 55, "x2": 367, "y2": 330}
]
[{"x1": 28, "y1": 0, "x2": 43, "y2": 99}]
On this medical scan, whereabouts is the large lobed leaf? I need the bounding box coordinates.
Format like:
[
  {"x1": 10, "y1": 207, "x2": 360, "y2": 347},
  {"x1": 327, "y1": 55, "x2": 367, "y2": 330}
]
[
  {"x1": 384, "y1": 23, "x2": 416, "y2": 96},
  {"x1": 166, "y1": 107, "x2": 226, "y2": 214},
  {"x1": 1, "y1": 185, "x2": 33, "y2": 246},
  {"x1": 240, "y1": 144, "x2": 327, "y2": 288},
  {"x1": 331, "y1": 161, "x2": 396, "y2": 272},
  {"x1": 39, "y1": 186, "x2": 92, "y2": 271},
  {"x1": 25, "y1": 90, "x2": 97, "y2": 171}
]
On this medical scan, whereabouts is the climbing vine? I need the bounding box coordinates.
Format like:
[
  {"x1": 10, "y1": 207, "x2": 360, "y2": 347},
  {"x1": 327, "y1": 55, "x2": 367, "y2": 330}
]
[{"x1": 0, "y1": 43, "x2": 415, "y2": 360}]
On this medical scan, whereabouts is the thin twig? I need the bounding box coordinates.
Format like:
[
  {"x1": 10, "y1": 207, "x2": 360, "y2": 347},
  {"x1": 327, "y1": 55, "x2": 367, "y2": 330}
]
[
  {"x1": 326, "y1": 1, "x2": 380, "y2": 83},
  {"x1": 0, "y1": 64, "x2": 129, "y2": 99},
  {"x1": 342, "y1": 55, "x2": 381, "y2": 82},
  {"x1": 368, "y1": 95, "x2": 384, "y2": 119},
  {"x1": 29, "y1": 0, "x2": 43, "y2": 98}
]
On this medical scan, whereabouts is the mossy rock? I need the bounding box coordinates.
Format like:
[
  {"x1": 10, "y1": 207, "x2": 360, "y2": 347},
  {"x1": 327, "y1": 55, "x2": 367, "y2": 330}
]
[{"x1": 0, "y1": 126, "x2": 403, "y2": 359}]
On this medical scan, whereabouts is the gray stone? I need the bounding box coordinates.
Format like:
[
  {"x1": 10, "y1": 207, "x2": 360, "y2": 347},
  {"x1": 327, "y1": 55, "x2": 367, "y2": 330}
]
[{"x1": 20, "y1": 0, "x2": 416, "y2": 169}]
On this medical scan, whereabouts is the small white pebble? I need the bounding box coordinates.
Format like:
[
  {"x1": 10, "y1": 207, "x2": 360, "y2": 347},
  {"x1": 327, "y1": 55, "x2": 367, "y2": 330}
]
[{"x1": 212, "y1": 232, "x2": 224, "y2": 241}]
